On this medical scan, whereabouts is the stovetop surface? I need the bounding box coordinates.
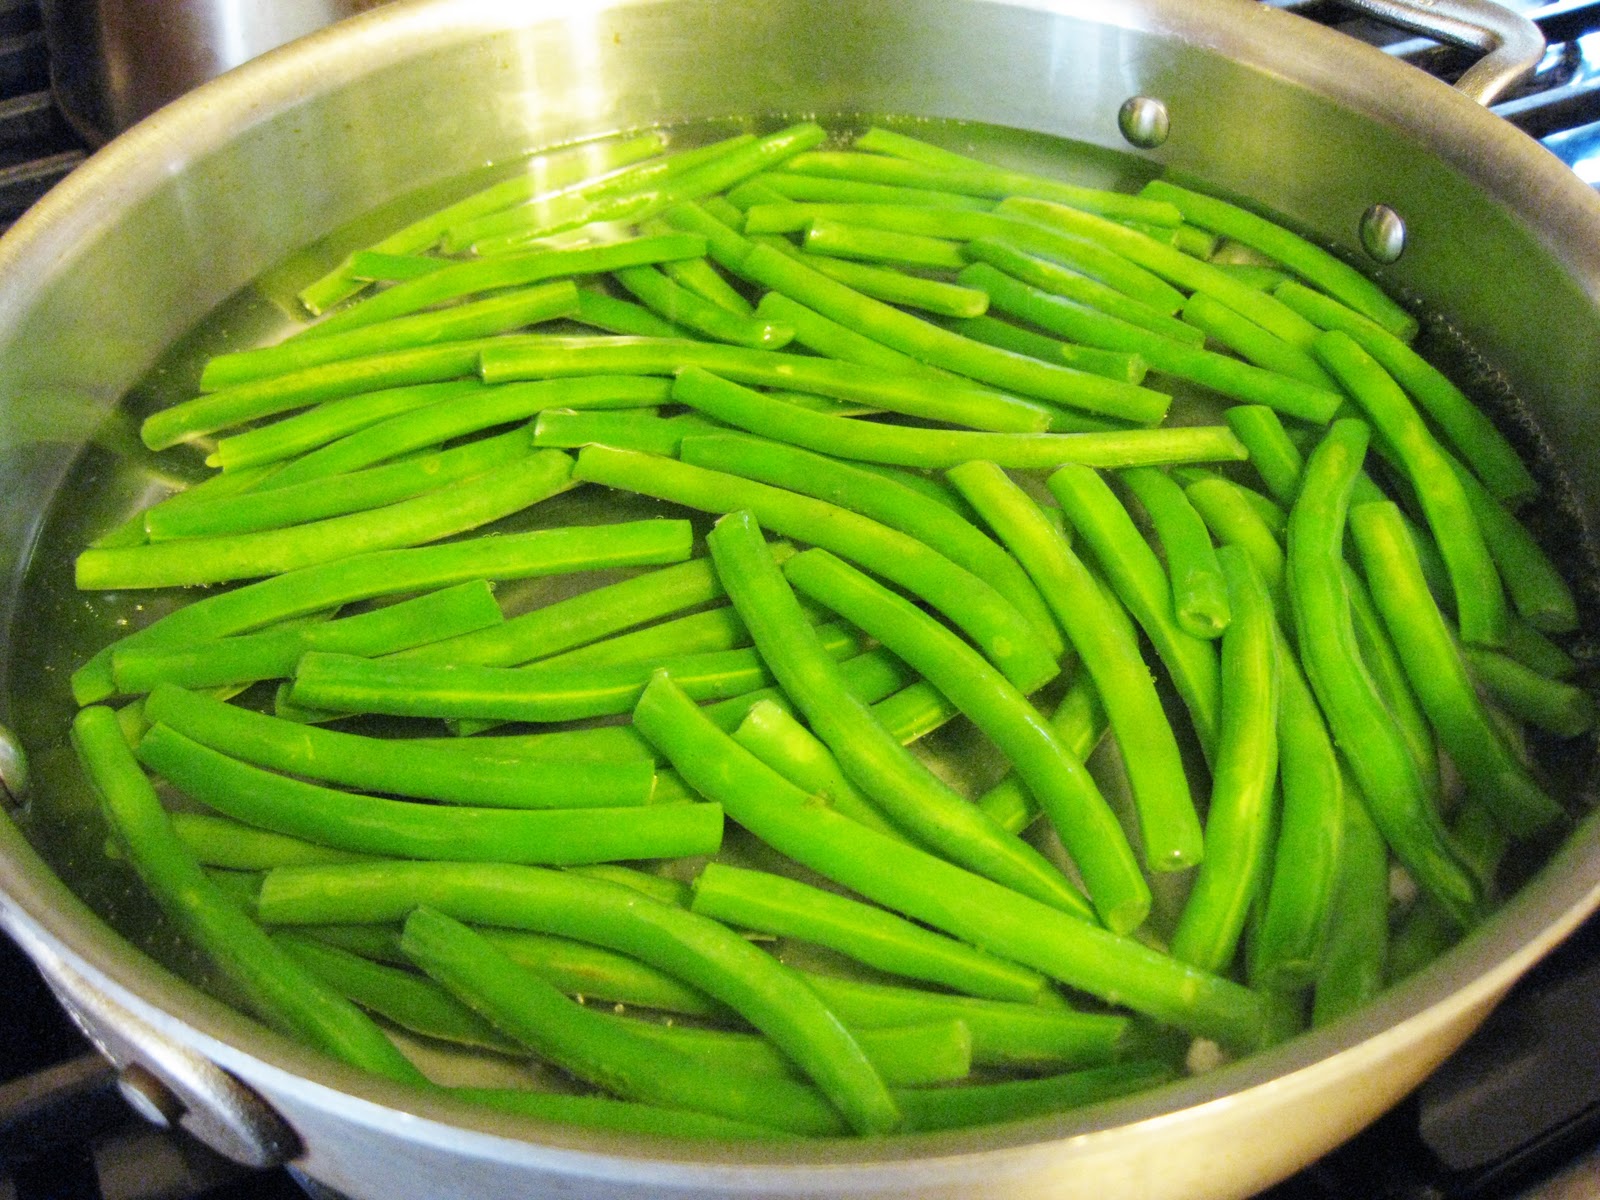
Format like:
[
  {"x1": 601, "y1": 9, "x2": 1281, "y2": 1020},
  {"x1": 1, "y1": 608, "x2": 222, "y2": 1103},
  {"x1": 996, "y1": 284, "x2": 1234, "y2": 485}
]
[{"x1": 1, "y1": 2, "x2": 1599, "y2": 1198}]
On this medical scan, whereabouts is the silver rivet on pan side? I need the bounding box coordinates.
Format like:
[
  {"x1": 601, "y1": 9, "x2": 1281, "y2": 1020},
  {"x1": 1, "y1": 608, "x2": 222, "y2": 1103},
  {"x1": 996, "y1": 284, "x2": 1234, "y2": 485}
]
[
  {"x1": 1360, "y1": 203, "x2": 1407, "y2": 264},
  {"x1": 0, "y1": 722, "x2": 26, "y2": 807},
  {"x1": 1118, "y1": 96, "x2": 1170, "y2": 149}
]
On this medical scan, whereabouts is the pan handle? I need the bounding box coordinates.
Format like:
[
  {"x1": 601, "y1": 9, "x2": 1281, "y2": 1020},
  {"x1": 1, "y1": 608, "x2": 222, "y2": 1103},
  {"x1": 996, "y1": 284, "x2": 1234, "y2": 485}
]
[{"x1": 1333, "y1": 0, "x2": 1546, "y2": 106}]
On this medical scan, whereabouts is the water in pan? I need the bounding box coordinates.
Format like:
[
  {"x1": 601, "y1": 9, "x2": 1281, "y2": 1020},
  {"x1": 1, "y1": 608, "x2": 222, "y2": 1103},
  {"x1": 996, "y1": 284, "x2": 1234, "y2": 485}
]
[{"x1": 3, "y1": 113, "x2": 1596, "y2": 1115}]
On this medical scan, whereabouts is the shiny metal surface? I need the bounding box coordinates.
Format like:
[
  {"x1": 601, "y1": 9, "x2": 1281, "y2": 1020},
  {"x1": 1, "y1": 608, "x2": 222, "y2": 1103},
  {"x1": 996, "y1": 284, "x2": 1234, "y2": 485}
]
[
  {"x1": 1359, "y1": 201, "x2": 1409, "y2": 263},
  {"x1": 40, "y1": 0, "x2": 398, "y2": 145},
  {"x1": 1, "y1": 1, "x2": 1599, "y2": 1197},
  {"x1": 1117, "y1": 95, "x2": 1171, "y2": 149},
  {"x1": 1335, "y1": 0, "x2": 1547, "y2": 104}
]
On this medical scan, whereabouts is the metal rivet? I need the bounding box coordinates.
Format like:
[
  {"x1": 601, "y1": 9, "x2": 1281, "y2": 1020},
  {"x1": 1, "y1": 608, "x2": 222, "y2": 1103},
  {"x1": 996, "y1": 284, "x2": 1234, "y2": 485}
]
[
  {"x1": 0, "y1": 722, "x2": 26, "y2": 807},
  {"x1": 1117, "y1": 96, "x2": 1170, "y2": 149},
  {"x1": 117, "y1": 1063, "x2": 188, "y2": 1129},
  {"x1": 1360, "y1": 203, "x2": 1407, "y2": 264}
]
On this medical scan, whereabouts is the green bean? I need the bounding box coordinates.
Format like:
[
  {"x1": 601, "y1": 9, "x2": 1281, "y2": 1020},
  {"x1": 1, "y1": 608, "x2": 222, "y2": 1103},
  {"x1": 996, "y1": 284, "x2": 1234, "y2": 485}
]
[
  {"x1": 71, "y1": 706, "x2": 426, "y2": 1084},
  {"x1": 738, "y1": 202, "x2": 1185, "y2": 312},
  {"x1": 998, "y1": 197, "x2": 1322, "y2": 347},
  {"x1": 751, "y1": 291, "x2": 939, "y2": 376},
  {"x1": 893, "y1": 1060, "x2": 1175, "y2": 1132},
  {"x1": 572, "y1": 287, "x2": 690, "y2": 338},
  {"x1": 632, "y1": 672, "x2": 1267, "y2": 1050},
  {"x1": 732, "y1": 243, "x2": 1172, "y2": 422},
  {"x1": 172, "y1": 813, "x2": 379, "y2": 869},
  {"x1": 1048, "y1": 463, "x2": 1222, "y2": 752},
  {"x1": 289, "y1": 626, "x2": 860, "y2": 723},
  {"x1": 449, "y1": 1087, "x2": 784, "y2": 1140},
  {"x1": 1250, "y1": 625, "x2": 1344, "y2": 990},
  {"x1": 137, "y1": 724, "x2": 723, "y2": 863},
  {"x1": 1213, "y1": 263, "x2": 1293, "y2": 291},
  {"x1": 207, "y1": 380, "x2": 484, "y2": 471},
  {"x1": 76, "y1": 449, "x2": 575, "y2": 590},
  {"x1": 960, "y1": 262, "x2": 1343, "y2": 423},
  {"x1": 800, "y1": 972, "x2": 1126, "y2": 1070},
  {"x1": 572, "y1": 446, "x2": 1060, "y2": 693},
  {"x1": 784, "y1": 545, "x2": 1148, "y2": 933},
  {"x1": 1120, "y1": 466, "x2": 1231, "y2": 639},
  {"x1": 142, "y1": 343, "x2": 497, "y2": 450},
  {"x1": 153, "y1": 427, "x2": 538, "y2": 539},
  {"x1": 1443, "y1": 455, "x2": 1577, "y2": 633},
  {"x1": 1349, "y1": 500, "x2": 1565, "y2": 838},
  {"x1": 976, "y1": 670, "x2": 1110, "y2": 837},
  {"x1": 1464, "y1": 647, "x2": 1596, "y2": 737},
  {"x1": 1140, "y1": 180, "x2": 1416, "y2": 339},
  {"x1": 73, "y1": 519, "x2": 693, "y2": 704},
  {"x1": 758, "y1": 170, "x2": 997, "y2": 210},
  {"x1": 533, "y1": 409, "x2": 724, "y2": 456},
  {"x1": 1182, "y1": 476, "x2": 1287, "y2": 613},
  {"x1": 346, "y1": 251, "x2": 447, "y2": 282},
  {"x1": 787, "y1": 148, "x2": 1181, "y2": 225},
  {"x1": 789, "y1": 246, "x2": 992, "y2": 318},
  {"x1": 940, "y1": 315, "x2": 1148, "y2": 386},
  {"x1": 704, "y1": 510, "x2": 1096, "y2": 920},
  {"x1": 636, "y1": 122, "x2": 828, "y2": 214},
  {"x1": 612, "y1": 264, "x2": 792, "y2": 349},
  {"x1": 639, "y1": 218, "x2": 756, "y2": 315},
  {"x1": 1168, "y1": 547, "x2": 1280, "y2": 974},
  {"x1": 399, "y1": 907, "x2": 859, "y2": 1136},
  {"x1": 110, "y1": 581, "x2": 502, "y2": 693},
  {"x1": 1223, "y1": 405, "x2": 1305, "y2": 506},
  {"x1": 269, "y1": 868, "x2": 901, "y2": 1135},
  {"x1": 868, "y1": 678, "x2": 963, "y2": 745},
  {"x1": 301, "y1": 234, "x2": 706, "y2": 342},
  {"x1": 962, "y1": 237, "x2": 1205, "y2": 345},
  {"x1": 265, "y1": 376, "x2": 669, "y2": 487},
  {"x1": 1503, "y1": 616, "x2": 1579, "y2": 679},
  {"x1": 274, "y1": 932, "x2": 519, "y2": 1052},
  {"x1": 1315, "y1": 331, "x2": 1508, "y2": 649},
  {"x1": 691, "y1": 863, "x2": 1050, "y2": 1003},
  {"x1": 803, "y1": 220, "x2": 967, "y2": 270},
  {"x1": 478, "y1": 336, "x2": 1057, "y2": 433},
  {"x1": 672, "y1": 366, "x2": 1241, "y2": 470},
  {"x1": 1287, "y1": 419, "x2": 1481, "y2": 926},
  {"x1": 1311, "y1": 767, "x2": 1391, "y2": 1027},
  {"x1": 1179, "y1": 291, "x2": 1337, "y2": 390},
  {"x1": 1275, "y1": 281, "x2": 1536, "y2": 506},
  {"x1": 202, "y1": 282, "x2": 580, "y2": 390},
  {"x1": 296, "y1": 130, "x2": 670, "y2": 312},
  {"x1": 142, "y1": 683, "x2": 655, "y2": 808},
  {"x1": 94, "y1": 462, "x2": 285, "y2": 548},
  {"x1": 731, "y1": 700, "x2": 906, "y2": 839},
  {"x1": 678, "y1": 431, "x2": 1062, "y2": 655}
]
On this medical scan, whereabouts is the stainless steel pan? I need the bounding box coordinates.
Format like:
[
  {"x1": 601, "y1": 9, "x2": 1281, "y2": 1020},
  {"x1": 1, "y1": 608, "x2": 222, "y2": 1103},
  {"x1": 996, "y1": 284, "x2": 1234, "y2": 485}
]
[{"x1": 2, "y1": 2, "x2": 1599, "y2": 1197}]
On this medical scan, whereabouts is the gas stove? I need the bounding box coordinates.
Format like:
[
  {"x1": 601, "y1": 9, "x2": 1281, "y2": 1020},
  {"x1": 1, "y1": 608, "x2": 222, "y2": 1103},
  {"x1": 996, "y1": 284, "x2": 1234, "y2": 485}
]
[{"x1": 0, "y1": 2, "x2": 1597, "y2": 1198}]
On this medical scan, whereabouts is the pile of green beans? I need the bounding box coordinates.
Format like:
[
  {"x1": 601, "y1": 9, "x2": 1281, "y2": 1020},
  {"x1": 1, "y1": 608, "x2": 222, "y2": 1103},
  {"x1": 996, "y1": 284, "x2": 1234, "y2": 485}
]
[{"x1": 55, "y1": 119, "x2": 1592, "y2": 1143}]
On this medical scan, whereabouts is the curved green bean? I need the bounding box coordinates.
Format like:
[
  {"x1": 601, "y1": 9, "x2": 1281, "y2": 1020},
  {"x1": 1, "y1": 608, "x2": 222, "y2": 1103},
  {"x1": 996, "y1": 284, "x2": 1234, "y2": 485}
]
[
  {"x1": 1120, "y1": 466, "x2": 1230, "y2": 639},
  {"x1": 137, "y1": 724, "x2": 722, "y2": 863},
  {"x1": 691, "y1": 863, "x2": 1050, "y2": 1003},
  {"x1": 77, "y1": 449, "x2": 576, "y2": 590},
  {"x1": 71, "y1": 706, "x2": 425, "y2": 1084},
  {"x1": 1286, "y1": 419, "x2": 1481, "y2": 927},
  {"x1": 449, "y1": 1087, "x2": 783, "y2": 1140},
  {"x1": 1311, "y1": 767, "x2": 1392, "y2": 1027},
  {"x1": 671, "y1": 367, "x2": 1243, "y2": 469},
  {"x1": 533, "y1": 409, "x2": 724, "y2": 457},
  {"x1": 784, "y1": 545, "x2": 1149, "y2": 934},
  {"x1": 1463, "y1": 647, "x2": 1596, "y2": 737},
  {"x1": 893, "y1": 1060, "x2": 1175, "y2": 1133},
  {"x1": 1168, "y1": 546, "x2": 1280, "y2": 974},
  {"x1": 1179, "y1": 291, "x2": 1337, "y2": 390},
  {"x1": 399, "y1": 908, "x2": 861, "y2": 1136},
  {"x1": 72, "y1": 519, "x2": 694, "y2": 704},
  {"x1": 110, "y1": 581, "x2": 502, "y2": 693},
  {"x1": 705, "y1": 510, "x2": 1087, "y2": 917},
  {"x1": 759, "y1": 169, "x2": 996, "y2": 210},
  {"x1": 788, "y1": 245, "x2": 992, "y2": 318},
  {"x1": 1349, "y1": 500, "x2": 1565, "y2": 838},
  {"x1": 572, "y1": 287, "x2": 690, "y2": 337},
  {"x1": 959, "y1": 262, "x2": 1343, "y2": 423},
  {"x1": 976, "y1": 670, "x2": 1109, "y2": 837},
  {"x1": 1315, "y1": 330, "x2": 1508, "y2": 649},
  {"x1": 142, "y1": 684, "x2": 655, "y2": 808},
  {"x1": 677, "y1": 431, "x2": 1063, "y2": 656},
  {"x1": 804, "y1": 220, "x2": 966, "y2": 270},
  {"x1": 1275, "y1": 280, "x2": 1536, "y2": 506},
  {"x1": 1222, "y1": 404, "x2": 1305, "y2": 506},
  {"x1": 631, "y1": 671, "x2": 1267, "y2": 1050},
  {"x1": 1047, "y1": 463, "x2": 1222, "y2": 752},
  {"x1": 1182, "y1": 475, "x2": 1286, "y2": 613},
  {"x1": 940, "y1": 314, "x2": 1148, "y2": 386},
  {"x1": 172, "y1": 812, "x2": 379, "y2": 870},
  {"x1": 571, "y1": 446, "x2": 1060, "y2": 693},
  {"x1": 751, "y1": 291, "x2": 939, "y2": 375},
  {"x1": 945, "y1": 462, "x2": 1199, "y2": 869},
  {"x1": 613, "y1": 264, "x2": 792, "y2": 349}
]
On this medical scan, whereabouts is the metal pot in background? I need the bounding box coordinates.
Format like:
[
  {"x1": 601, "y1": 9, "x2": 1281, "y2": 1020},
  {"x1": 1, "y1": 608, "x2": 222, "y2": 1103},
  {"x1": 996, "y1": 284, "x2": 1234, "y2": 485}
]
[{"x1": 40, "y1": 0, "x2": 395, "y2": 145}]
